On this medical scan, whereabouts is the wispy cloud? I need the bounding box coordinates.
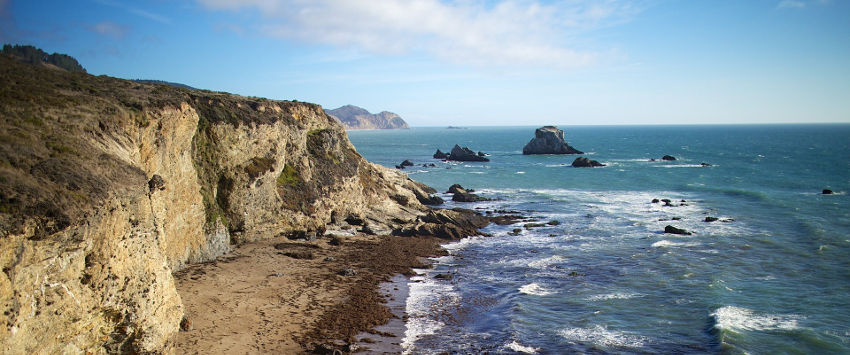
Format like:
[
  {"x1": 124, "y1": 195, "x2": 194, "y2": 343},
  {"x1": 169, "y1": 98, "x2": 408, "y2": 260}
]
[
  {"x1": 93, "y1": 0, "x2": 172, "y2": 24},
  {"x1": 87, "y1": 21, "x2": 128, "y2": 39},
  {"x1": 777, "y1": 0, "x2": 806, "y2": 9},
  {"x1": 777, "y1": 0, "x2": 831, "y2": 9},
  {"x1": 195, "y1": 0, "x2": 640, "y2": 68}
]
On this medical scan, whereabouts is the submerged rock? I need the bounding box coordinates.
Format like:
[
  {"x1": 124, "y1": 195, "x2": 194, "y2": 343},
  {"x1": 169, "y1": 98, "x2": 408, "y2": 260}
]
[
  {"x1": 823, "y1": 189, "x2": 834, "y2": 195},
  {"x1": 571, "y1": 157, "x2": 605, "y2": 168},
  {"x1": 662, "y1": 155, "x2": 677, "y2": 161},
  {"x1": 522, "y1": 126, "x2": 583, "y2": 155}
]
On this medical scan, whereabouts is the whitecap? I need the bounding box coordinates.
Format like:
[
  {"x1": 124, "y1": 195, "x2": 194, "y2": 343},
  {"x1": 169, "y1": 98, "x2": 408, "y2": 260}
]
[
  {"x1": 651, "y1": 240, "x2": 700, "y2": 248},
  {"x1": 516, "y1": 171, "x2": 526, "y2": 174},
  {"x1": 558, "y1": 325, "x2": 647, "y2": 348},
  {"x1": 518, "y1": 283, "x2": 554, "y2": 296},
  {"x1": 504, "y1": 340, "x2": 540, "y2": 353},
  {"x1": 528, "y1": 255, "x2": 564, "y2": 268},
  {"x1": 710, "y1": 306, "x2": 802, "y2": 332},
  {"x1": 587, "y1": 292, "x2": 640, "y2": 301}
]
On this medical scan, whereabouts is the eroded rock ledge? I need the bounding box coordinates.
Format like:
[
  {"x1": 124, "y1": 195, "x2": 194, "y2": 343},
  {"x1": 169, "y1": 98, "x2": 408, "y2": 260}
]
[{"x1": 0, "y1": 56, "x2": 480, "y2": 353}]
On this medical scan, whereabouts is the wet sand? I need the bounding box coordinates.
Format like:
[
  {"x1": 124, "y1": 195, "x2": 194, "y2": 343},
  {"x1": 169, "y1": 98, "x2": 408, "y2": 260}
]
[{"x1": 174, "y1": 233, "x2": 445, "y2": 354}]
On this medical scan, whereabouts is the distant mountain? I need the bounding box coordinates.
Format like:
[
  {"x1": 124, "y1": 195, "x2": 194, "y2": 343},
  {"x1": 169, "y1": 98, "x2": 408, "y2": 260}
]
[
  {"x1": 1, "y1": 44, "x2": 86, "y2": 73},
  {"x1": 326, "y1": 105, "x2": 409, "y2": 130}
]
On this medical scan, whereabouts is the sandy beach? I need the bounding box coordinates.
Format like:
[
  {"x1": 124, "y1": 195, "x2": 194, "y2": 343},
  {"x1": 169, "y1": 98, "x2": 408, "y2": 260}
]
[{"x1": 174, "y1": 232, "x2": 446, "y2": 354}]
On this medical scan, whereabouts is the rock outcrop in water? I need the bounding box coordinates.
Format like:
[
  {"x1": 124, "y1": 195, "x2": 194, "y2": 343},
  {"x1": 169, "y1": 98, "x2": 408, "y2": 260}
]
[
  {"x1": 0, "y1": 55, "x2": 479, "y2": 353},
  {"x1": 522, "y1": 126, "x2": 583, "y2": 155},
  {"x1": 448, "y1": 144, "x2": 489, "y2": 162},
  {"x1": 572, "y1": 157, "x2": 605, "y2": 167}
]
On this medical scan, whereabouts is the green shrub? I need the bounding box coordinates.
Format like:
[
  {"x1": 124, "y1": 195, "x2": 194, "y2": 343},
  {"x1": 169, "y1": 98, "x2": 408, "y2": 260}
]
[{"x1": 276, "y1": 164, "x2": 299, "y2": 187}]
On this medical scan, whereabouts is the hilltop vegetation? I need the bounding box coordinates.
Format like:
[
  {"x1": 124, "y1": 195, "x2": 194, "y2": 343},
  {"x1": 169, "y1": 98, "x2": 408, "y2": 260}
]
[{"x1": 1, "y1": 44, "x2": 87, "y2": 73}]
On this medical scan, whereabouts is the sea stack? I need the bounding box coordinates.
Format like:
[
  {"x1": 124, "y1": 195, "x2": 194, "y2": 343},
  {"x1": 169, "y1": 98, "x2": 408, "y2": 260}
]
[{"x1": 522, "y1": 126, "x2": 583, "y2": 155}]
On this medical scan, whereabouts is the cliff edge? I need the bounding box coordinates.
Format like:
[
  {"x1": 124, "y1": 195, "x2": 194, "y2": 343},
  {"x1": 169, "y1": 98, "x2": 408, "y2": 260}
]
[{"x1": 0, "y1": 55, "x2": 441, "y2": 353}]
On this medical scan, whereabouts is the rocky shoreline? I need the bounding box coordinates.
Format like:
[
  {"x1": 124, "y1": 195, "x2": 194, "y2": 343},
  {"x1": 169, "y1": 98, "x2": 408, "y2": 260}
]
[{"x1": 174, "y1": 197, "x2": 495, "y2": 353}]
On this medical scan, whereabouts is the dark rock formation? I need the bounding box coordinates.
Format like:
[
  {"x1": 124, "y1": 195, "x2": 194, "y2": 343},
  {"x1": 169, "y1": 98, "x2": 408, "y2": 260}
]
[
  {"x1": 393, "y1": 208, "x2": 490, "y2": 240},
  {"x1": 433, "y1": 149, "x2": 448, "y2": 159},
  {"x1": 704, "y1": 217, "x2": 719, "y2": 222},
  {"x1": 413, "y1": 189, "x2": 444, "y2": 205},
  {"x1": 701, "y1": 162, "x2": 711, "y2": 167},
  {"x1": 490, "y1": 215, "x2": 525, "y2": 225},
  {"x1": 664, "y1": 225, "x2": 692, "y2": 235},
  {"x1": 447, "y1": 184, "x2": 467, "y2": 194},
  {"x1": 571, "y1": 157, "x2": 605, "y2": 167},
  {"x1": 448, "y1": 144, "x2": 489, "y2": 162},
  {"x1": 452, "y1": 192, "x2": 490, "y2": 202},
  {"x1": 326, "y1": 105, "x2": 409, "y2": 130},
  {"x1": 400, "y1": 159, "x2": 414, "y2": 167},
  {"x1": 662, "y1": 155, "x2": 677, "y2": 161},
  {"x1": 148, "y1": 174, "x2": 166, "y2": 191},
  {"x1": 651, "y1": 199, "x2": 660, "y2": 203},
  {"x1": 823, "y1": 189, "x2": 834, "y2": 195},
  {"x1": 522, "y1": 126, "x2": 583, "y2": 155}
]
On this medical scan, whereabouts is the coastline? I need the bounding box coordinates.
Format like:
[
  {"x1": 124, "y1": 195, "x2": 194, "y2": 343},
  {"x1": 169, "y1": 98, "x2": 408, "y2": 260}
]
[{"x1": 174, "y1": 230, "x2": 448, "y2": 353}]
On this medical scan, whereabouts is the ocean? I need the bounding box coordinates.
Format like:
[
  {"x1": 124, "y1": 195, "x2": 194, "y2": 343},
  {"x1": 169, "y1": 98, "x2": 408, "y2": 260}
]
[{"x1": 347, "y1": 125, "x2": 850, "y2": 354}]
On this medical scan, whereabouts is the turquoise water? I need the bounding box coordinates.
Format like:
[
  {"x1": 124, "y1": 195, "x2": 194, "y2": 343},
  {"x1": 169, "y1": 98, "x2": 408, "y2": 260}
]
[{"x1": 347, "y1": 125, "x2": 850, "y2": 354}]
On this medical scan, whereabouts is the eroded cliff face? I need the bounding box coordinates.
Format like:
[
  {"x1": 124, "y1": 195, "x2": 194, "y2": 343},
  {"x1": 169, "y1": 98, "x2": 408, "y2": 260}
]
[{"x1": 0, "y1": 57, "x2": 433, "y2": 353}]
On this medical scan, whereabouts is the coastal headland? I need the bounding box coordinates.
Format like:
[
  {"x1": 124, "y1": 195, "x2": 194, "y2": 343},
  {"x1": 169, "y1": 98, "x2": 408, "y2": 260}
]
[{"x1": 0, "y1": 55, "x2": 486, "y2": 353}]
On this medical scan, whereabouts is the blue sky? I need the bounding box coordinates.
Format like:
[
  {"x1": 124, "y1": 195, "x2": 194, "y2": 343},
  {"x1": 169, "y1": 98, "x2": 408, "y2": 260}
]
[{"x1": 2, "y1": 0, "x2": 848, "y2": 126}]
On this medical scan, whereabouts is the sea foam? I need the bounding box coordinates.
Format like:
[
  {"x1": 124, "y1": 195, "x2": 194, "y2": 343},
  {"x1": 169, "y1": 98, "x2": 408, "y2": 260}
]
[
  {"x1": 558, "y1": 325, "x2": 648, "y2": 348},
  {"x1": 504, "y1": 340, "x2": 540, "y2": 353},
  {"x1": 710, "y1": 306, "x2": 802, "y2": 332},
  {"x1": 518, "y1": 283, "x2": 553, "y2": 296}
]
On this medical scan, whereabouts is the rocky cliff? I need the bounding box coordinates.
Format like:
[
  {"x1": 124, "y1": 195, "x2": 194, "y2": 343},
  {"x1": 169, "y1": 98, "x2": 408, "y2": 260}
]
[
  {"x1": 0, "y1": 56, "x2": 439, "y2": 353},
  {"x1": 326, "y1": 105, "x2": 409, "y2": 130}
]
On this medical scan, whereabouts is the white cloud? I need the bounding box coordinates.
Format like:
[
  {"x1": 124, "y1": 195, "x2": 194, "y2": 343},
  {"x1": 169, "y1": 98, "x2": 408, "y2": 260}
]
[
  {"x1": 93, "y1": 0, "x2": 172, "y2": 24},
  {"x1": 195, "y1": 0, "x2": 640, "y2": 68},
  {"x1": 88, "y1": 21, "x2": 128, "y2": 39}
]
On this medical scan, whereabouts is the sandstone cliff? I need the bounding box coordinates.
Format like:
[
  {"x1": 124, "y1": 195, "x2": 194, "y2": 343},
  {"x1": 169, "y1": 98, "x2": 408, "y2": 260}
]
[
  {"x1": 0, "y1": 56, "x2": 438, "y2": 353},
  {"x1": 326, "y1": 105, "x2": 409, "y2": 130}
]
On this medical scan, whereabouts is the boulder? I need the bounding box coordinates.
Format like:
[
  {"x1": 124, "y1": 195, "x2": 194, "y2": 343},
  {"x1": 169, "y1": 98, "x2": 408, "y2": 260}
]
[
  {"x1": 704, "y1": 217, "x2": 719, "y2": 222},
  {"x1": 664, "y1": 225, "x2": 692, "y2": 235},
  {"x1": 433, "y1": 149, "x2": 448, "y2": 159},
  {"x1": 662, "y1": 155, "x2": 677, "y2": 161},
  {"x1": 823, "y1": 189, "x2": 834, "y2": 195},
  {"x1": 701, "y1": 162, "x2": 711, "y2": 167},
  {"x1": 522, "y1": 126, "x2": 583, "y2": 155},
  {"x1": 413, "y1": 189, "x2": 444, "y2": 205},
  {"x1": 571, "y1": 157, "x2": 605, "y2": 168},
  {"x1": 400, "y1": 159, "x2": 414, "y2": 167},
  {"x1": 393, "y1": 208, "x2": 490, "y2": 240},
  {"x1": 452, "y1": 192, "x2": 490, "y2": 202},
  {"x1": 447, "y1": 184, "x2": 467, "y2": 194},
  {"x1": 448, "y1": 144, "x2": 489, "y2": 162}
]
